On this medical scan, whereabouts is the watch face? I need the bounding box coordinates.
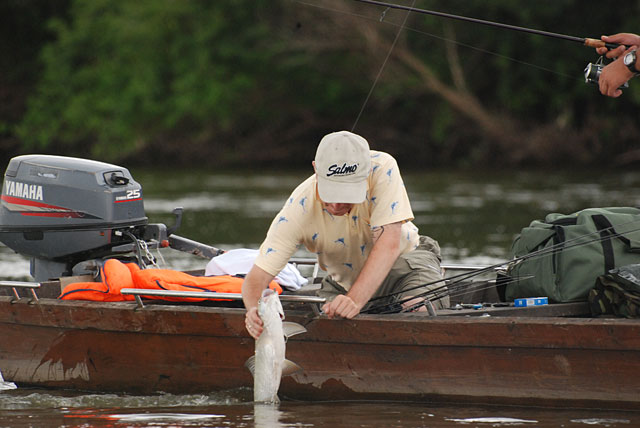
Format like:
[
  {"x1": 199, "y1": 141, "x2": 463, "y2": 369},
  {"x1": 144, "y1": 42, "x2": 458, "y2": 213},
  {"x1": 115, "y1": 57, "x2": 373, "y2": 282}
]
[{"x1": 625, "y1": 52, "x2": 635, "y2": 65}]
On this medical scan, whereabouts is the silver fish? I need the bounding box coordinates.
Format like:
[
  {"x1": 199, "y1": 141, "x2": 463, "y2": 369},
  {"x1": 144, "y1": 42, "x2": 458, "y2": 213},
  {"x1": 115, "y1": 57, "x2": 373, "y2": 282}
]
[
  {"x1": 0, "y1": 370, "x2": 16, "y2": 391},
  {"x1": 245, "y1": 288, "x2": 306, "y2": 404}
]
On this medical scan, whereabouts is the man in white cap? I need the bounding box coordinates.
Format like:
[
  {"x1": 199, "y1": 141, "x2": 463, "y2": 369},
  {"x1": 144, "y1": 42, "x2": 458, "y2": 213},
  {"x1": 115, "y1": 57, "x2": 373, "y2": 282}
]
[{"x1": 242, "y1": 130, "x2": 447, "y2": 338}]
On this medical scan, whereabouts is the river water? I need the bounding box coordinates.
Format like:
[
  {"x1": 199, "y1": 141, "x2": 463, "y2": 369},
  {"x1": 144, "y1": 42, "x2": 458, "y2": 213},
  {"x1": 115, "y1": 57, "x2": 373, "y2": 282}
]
[{"x1": 1, "y1": 167, "x2": 639, "y2": 427}]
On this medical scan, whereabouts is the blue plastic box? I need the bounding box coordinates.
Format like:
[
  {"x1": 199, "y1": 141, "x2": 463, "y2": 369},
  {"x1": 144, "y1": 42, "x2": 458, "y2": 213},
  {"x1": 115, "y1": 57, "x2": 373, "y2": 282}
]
[{"x1": 514, "y1": 297, "x2": 548, "y2": 307}]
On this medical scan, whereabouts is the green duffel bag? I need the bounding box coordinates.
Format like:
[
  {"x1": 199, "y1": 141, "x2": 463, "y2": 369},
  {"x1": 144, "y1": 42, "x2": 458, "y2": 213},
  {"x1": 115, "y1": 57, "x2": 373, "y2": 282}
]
[{"x1": 505, "y1": 207, "x2": 640, "y2": 303}]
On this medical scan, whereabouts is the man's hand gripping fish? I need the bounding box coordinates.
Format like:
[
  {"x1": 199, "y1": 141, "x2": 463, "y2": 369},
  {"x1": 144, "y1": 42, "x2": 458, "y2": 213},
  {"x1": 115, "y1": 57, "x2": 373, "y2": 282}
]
[{"x1": 245, "y1": 289, "x2": 306, "y2": 404}]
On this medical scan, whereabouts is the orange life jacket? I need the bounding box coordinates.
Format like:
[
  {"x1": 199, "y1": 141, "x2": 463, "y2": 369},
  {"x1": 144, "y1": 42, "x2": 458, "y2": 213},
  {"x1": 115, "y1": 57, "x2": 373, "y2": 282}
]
[
  {"x1": 58, "y1": 259, "x2": 136, "y2": 301},
  {"x1": 59, "y1": 258, "x2": 281, "y2": 302}
]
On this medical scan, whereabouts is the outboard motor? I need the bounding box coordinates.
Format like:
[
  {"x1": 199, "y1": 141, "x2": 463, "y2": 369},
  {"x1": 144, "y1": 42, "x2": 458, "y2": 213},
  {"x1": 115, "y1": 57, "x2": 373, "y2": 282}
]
[{"x1": 0, "y1": 155, "x2": 221, "y2": 282}]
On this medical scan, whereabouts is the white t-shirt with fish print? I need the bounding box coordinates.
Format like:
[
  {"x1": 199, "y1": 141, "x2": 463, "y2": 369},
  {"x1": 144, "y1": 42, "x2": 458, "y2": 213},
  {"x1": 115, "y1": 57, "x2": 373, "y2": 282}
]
[{"x1": 254, "y1": 150, "x2": 419, "y2": 291}]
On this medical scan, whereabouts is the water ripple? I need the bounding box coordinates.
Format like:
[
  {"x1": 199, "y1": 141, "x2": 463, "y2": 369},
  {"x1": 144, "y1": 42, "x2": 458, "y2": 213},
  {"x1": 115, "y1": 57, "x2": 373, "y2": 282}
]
[{"x1": 0, "y1": 388, "x2": 252, "y2": 410}]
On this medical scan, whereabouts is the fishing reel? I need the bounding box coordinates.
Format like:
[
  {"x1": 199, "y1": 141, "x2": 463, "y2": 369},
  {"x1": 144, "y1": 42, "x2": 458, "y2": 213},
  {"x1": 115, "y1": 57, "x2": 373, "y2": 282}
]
[{"x1": 584, "y1": 56, "x2": 629, "y2": 88}]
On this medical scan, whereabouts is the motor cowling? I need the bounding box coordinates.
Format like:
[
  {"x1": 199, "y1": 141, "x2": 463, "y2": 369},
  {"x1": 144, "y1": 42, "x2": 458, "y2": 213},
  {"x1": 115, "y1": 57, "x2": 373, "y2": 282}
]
[{"x1": 0, "y1": 155, "x2": 148, "y2": 281}]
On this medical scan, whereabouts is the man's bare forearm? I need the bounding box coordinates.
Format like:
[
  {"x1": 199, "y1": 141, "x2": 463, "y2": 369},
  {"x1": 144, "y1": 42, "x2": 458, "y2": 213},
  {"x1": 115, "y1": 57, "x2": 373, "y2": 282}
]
[
  {"x1": 346, "y1": 222, "x2": 403, "y2": 308},
  {"x1": 242, "y1": 264, "x2": 275, "y2": 311}
]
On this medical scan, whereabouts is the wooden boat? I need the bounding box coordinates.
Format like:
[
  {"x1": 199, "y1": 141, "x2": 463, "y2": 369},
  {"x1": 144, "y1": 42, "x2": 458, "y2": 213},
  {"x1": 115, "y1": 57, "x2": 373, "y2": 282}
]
[
  {"x1": 1, "y1": 155, "x2": 638, "y2": 409},
  {"x1": 1, "y1": 278, "x2": 639, "y2": 410}
]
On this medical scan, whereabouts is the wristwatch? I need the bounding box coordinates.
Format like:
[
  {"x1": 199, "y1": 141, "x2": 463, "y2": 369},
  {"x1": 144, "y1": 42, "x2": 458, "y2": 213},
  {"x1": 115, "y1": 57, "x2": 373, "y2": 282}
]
[{"x1": 623, "y1": 50, "x2": 639, "y2": 74}]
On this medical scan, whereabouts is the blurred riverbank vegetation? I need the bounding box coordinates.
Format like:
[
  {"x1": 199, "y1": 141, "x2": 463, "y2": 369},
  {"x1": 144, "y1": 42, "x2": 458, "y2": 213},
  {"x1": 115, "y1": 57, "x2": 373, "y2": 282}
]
[{"x1": 2, "y1": 0, "x2": 639, "y2": 169}]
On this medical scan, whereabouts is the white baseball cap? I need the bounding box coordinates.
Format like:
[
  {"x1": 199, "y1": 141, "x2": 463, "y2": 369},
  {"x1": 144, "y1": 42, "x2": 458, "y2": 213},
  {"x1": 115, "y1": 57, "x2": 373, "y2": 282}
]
[{"x1": 314, "y1": 131, "x2": 371, "y2": 203}]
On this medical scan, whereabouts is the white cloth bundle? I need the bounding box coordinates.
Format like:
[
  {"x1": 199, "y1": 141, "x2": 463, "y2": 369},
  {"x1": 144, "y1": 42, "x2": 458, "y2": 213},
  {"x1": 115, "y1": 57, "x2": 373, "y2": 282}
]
[{"x1": 205, "y1": 248, "x2": 308, "y2": 291}]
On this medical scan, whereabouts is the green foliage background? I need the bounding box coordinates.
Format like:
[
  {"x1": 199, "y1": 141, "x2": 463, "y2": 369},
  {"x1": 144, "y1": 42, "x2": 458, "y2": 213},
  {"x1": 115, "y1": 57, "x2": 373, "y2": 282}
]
[{"x1": 2, "y1": 0, "x2": 639, "y2": 168}]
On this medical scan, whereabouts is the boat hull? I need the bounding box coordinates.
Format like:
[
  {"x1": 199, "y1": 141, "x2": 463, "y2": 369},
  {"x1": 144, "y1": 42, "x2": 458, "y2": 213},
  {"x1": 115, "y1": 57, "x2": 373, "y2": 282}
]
[{"x1": 1, "y1": 296, "x2": 639, "y2": 409}]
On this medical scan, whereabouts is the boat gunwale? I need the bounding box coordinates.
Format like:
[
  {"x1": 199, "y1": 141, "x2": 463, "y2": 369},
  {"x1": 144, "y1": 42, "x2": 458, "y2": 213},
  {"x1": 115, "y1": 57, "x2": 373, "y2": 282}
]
[{"x1": 1, "y1": 296, "x2": 639, "y2": 351}]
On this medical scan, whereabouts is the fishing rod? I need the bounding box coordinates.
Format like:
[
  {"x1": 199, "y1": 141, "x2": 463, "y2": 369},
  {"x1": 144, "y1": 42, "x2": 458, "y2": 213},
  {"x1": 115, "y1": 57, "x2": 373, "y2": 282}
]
[
  {"x1": 374, "y1": 275, "x2": 530, "y2": 315},
  {"x1": 374, "y1": 221, "x2": 639, "y2": 314},
  {"x1": 362, "y1": 218, "x2": 640, "y2": 314},
  {"x1": 352, "y1": 0, "x2": 627, "y2": 87},
  {"x1": 353, "y1": 0, "x2": 620, "y2": 50},
  {"x1": 408, "y1": 216, "x2": 640, "y2": 301},
  {"x1": 402, "y1": 222, "x2": 638, "y2": 309}
]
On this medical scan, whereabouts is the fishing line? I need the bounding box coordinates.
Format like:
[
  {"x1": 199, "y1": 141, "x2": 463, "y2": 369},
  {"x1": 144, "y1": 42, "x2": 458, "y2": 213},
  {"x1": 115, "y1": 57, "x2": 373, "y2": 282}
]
[
  {"x1": 294, "y1": 1, "x2": 580, "y2": 86},
  {"x1": 435, "y1": 273, "x2": 524, "y2": 301},
  {"x1": 378, "y1": 223, "x2": 640, "y2": 314},
  {"x1": 368, "y1": 274, "x2": 510, "y2": 314},
  {"x1": 292, "y1": 1, "x2": 632, "y2": 312},
  {"x1": 438, "y1": 217, "x2": 640, "y2": 292},
  {"x1": 424, "y1": 275, "x2": 518, "y2": 306},
  {"x1": 398, "y1": 226, "x2": 637, "y2": 308},
  {"x1": 381, "y1": 273, "x2": 550, "y2": 314},
  {"x1": 400, "y1": 275, "x2": 530, "y2": 314},
  {"x1": 353, "y1": 0, "x2": 622, "y2": 50},
  {"x1": 351, "y1": 0, "x2": 415, "y2": 132},
  {"x1": 372, "y1": 276, "x2": 529, "y2": 314},
  {"x1": 362, "y1": 218, "x2": 640, "y2": 313},
  {"x1": 399, "y1": 24, "x2": 578, "y2": 81}
]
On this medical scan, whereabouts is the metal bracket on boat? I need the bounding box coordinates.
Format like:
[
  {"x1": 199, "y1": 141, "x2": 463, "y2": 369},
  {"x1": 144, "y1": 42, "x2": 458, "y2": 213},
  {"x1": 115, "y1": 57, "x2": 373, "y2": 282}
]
[
  {"x1": 0, "y1": 281, "x2": 40, "y2": 303},
  {"x1": 120, "y1": 288, "x2": 326, "y2": 309},
  {"x1": 289, "y1": 257, "x2": 322, "y2": 285},
  {"x1": 425, "y1": 300, "x2": 437, "y2": 316}
]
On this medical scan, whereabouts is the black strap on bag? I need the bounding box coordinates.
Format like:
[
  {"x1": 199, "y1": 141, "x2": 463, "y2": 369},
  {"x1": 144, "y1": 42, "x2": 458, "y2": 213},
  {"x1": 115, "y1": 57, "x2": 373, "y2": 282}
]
[
  {"x1": 591, "y1": 214, "x2": 638, "y2": 274},
  {"x1": 592, "y1": 215, "x2": 616, "y2": 274},
  {"x1": 551, "y1": 225, "x2": 565, "y2": 275}
]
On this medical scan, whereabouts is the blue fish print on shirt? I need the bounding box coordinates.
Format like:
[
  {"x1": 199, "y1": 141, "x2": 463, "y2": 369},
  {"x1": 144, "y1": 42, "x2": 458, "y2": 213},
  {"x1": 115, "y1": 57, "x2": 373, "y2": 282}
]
[
  {"x1": 372, "y1": 165, "x2": 380, "y2": 174},
  {"x1": 369, "y1": 196, "x2": 377, "y2": 206},
  {"x1": 360, "y1": 244, "x2": 366, "y2": 256},
  {"x1": 276, "y1": 216, "x2": 288, "y2": 227},
  {"x1": 352, "y1": 215, "x2": 358, "y2": 226},
  {"x1": 386, "y1": 168, "x2": 393, "y2": 183},
  {"x1": 312, "y1": 232, "x2": 319, "y2": 242},
  {"x1": 344, "y1": 263, "x2": 353, "y2": 270},
  {"x1": 299, "y1": 196, "x2": 308, "y2": 213},
  {"x1": 266, "y1": 247, "x2": 276, "y2": 255},
  {"x1": 391, "y1": 201, "x2": 398, "y2": 214},
  {"x1": 334, "y1": 237, "x2": 346, "y2": 247},
  {"x1": 322, "y1": 208, "x2": 335, "y2": 220},
  {"x1": 288, "y1": 197, "x2": 294, "y2": 205}
]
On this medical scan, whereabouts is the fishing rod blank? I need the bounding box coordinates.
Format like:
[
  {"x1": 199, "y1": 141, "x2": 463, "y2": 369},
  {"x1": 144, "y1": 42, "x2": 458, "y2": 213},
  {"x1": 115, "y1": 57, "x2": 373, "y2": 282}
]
[
  {"x1": 353, "y1": 0, "x2": 621, "y2": 50},
  {"x1": 362, "y1": 219, "x2": 640, "y2": 313}
]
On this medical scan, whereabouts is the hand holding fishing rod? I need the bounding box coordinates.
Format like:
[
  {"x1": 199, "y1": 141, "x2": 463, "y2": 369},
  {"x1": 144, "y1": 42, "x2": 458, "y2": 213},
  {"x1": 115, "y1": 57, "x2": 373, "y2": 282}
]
[
  {"x1": 590, "y1": 33, "x2": 640, "y2": 98},
  {"x1": 353, "y1": 0, "x2": 636, "y2": 96},
  {"x1": 596, "y1": 34, "x2": 640, "y2": 57}
]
